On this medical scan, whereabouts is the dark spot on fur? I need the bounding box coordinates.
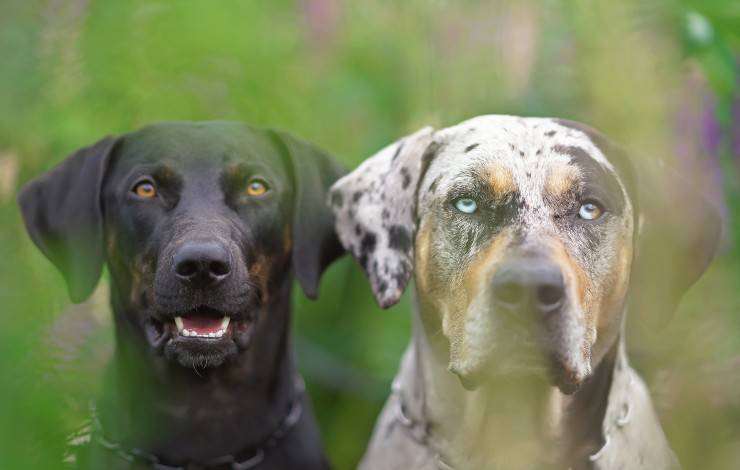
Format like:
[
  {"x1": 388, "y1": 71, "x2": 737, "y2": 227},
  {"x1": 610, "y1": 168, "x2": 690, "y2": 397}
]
[
  {"x1": 360, "y1": 232, "x2": 377, "y2": 256},
  {"x1": 400, "y1": 167, "x2": 411, "y2": 189},
  {"x1": 464, "y1": 143, "x2": 479, "y2": 153},
  {"x1": 388, "y1": 225, "x2": 412, "y2": 252},
  {"x1": 519, "y1": 150, "x2": 525, "y2": 157},
  {"x1": 536, "y1": 148, "x2": 542, "y2": 156},
  {"x1": 355, "y1": 224, "x2": 363, "y2": 236},
  {"x1": 392, "y1": 142, "x2": 405, "y2": 162},
  {"x1": 545, "y1": 130, "x2": 556, "y2": 137},
  {"x1": 330, "y1": 191, "x2": 343, "y2": 208},
  {"x1": 377, "y1": 280, "x2": 388, "y2": 294},
  {"x1": 526, "y1": 172, "x2": 532, "y2": 178},
  {"x1": 381, "y1": 209, "x2": 390, "y2": 220},
  {"x1": 353, "y1": 191, "x2": 363, "y2": 203},
  {"x1": 509, "y1": 143, "x2": 515, "y2": 151},
  {"x1": 428, "y1": 176, "x2": 440, "y2": 194},
  {"x1": 391, "y1": 264, "x2": 410, "y2": 290}
]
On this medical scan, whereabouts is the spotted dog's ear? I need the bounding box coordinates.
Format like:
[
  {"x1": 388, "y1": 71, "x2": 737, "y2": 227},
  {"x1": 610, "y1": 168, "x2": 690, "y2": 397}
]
[
  {"x1": 329, "y1": 127, "x2": 434, "y2": 308},
  {"x1": 556, "y1": 119, "x2": 721, "y2": 321},
  {"x1": 270, "y1": 130, "x2": 347, "y2": 299},
  {"x1": 628, "y1": 157, "x2": 722, "y2": 321},
  {"x1": 18, "y1": 136, "x2": 118, "y2": 303}
]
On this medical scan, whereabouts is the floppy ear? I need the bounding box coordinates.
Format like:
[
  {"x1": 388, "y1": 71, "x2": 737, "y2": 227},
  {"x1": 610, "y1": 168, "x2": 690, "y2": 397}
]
[
  {"x1": 628, "y1": 157, "x2": 722, "y2": 320},
  {"x1": 17, "y1": 136, "x2": 118, "y2": 303},
  {"x1": 270, "y1": 130, "x2": 347, "y2": 299},
  {"x1": 329, "y1": 127, "x2": 434, "y2": 308}
]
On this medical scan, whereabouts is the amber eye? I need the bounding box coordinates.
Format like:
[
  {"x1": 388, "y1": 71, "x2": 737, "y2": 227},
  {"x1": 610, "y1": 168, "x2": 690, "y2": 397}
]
[
  {"x1": 133, "y1": 180, "x2": 157, "y2": 199},
  {"x1": 245, "y1": 178, "x2": 269, "y2": 197}
]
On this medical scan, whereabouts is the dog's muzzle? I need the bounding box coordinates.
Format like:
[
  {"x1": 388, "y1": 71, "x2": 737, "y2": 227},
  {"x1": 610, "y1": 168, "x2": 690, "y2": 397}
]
[
  {"x1": 453, "y1": 255, "x2": 588, "y2": 394},
  {"x1": 144, "y1": 238, "x2": 261, "y2": 369}
]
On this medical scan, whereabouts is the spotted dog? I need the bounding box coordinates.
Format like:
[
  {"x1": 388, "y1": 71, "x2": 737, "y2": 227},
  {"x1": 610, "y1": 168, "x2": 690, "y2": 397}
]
[
  {"x1": 330, "y1": 116, "x2": 720, "y2": 469},
  {"x1": 19, "y1": 122, "x2": 344, "y2": 469}
]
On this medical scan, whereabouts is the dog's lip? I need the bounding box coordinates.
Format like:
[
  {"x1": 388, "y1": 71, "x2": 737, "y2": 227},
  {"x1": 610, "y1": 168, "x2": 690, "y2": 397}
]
[{"x1": 146, "y1": 307, "x2": 254, "y2": 348}]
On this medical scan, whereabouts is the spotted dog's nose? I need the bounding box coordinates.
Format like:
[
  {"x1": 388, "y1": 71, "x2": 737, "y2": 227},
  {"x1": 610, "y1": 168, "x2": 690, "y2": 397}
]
[
  {"x1": 173, "y1": 240, "x2": 232, "y2": 287},
  {"x1": 492, "y1": 260, "x2": 565, "y2": 315}
]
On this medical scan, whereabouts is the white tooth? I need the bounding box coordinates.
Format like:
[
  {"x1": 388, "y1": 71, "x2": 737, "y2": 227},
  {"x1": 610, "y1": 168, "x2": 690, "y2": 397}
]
[
  {"x1": 185, "y1": 330, "x2": 193, "y2": 337},
  {"x1": 221, "y1": 317, "x2": 230, "y2": 330},
  {"x1": 175, "y1": 317, "x2": 184, "y2": 332},
  {"x1": 208, "y1": 332, "x2": 215, "y2": 338}
]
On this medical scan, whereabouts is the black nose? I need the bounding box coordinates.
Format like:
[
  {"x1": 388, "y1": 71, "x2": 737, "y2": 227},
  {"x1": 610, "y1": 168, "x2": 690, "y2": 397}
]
[
  {"x1": 173, "y1": 241, "x2": 232, "y2": 287},
  {"x1": 492, "y1": 260, "x2": 565, "y2": 314}
]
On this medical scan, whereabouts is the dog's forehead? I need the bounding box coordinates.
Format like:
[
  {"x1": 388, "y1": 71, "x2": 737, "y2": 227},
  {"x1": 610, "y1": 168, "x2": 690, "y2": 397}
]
[
  {"x1": 427, "y1": 116, "x2": 618, "y2": 192},
  {"x1": 118, "y1": 122, "x2": 279, "y2": 166}
]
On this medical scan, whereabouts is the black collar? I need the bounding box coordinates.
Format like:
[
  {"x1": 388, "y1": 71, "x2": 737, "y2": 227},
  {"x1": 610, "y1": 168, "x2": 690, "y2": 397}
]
[{"x1": 66, "y1": 377, "x2": 305, "y2": 470}]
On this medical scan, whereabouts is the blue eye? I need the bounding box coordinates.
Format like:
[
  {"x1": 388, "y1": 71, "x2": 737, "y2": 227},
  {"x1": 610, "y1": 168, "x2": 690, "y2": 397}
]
[
  {"x1": 578, "y1": 202, "x2": 603, "y2": 220},
  {"x1": 454, "y1": 198, "x2": 478, "y2": 214}
]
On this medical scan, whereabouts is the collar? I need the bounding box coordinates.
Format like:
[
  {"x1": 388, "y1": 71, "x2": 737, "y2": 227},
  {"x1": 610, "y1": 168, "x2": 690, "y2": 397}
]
[
  {"x1": 390, "y1": 340, "x2": 673, "y2": 470},
  {"x1": 65, "y1": 376, "x2": 305, "y2": 470}
]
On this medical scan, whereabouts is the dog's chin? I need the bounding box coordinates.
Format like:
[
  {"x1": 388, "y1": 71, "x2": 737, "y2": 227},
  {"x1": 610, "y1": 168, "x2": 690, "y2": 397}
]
[
  {"x1": 548, "y1": 355, "x2": 590, "y2": 395},
  {"x1": 450, "y1": 344, "x2": 589, "y2": 394},
  {"x1": 144, "y1": 307, "x2": 256, "y2": 370}
]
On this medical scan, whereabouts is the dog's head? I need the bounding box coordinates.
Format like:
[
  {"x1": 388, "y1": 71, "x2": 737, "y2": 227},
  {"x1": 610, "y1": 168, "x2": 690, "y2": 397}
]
[
  {"x1": 331, "y1": 116, "x2": 720, "y2": 393},
  {"x1": 19, "y1": 121, "x2": 344, "y2": 370}
]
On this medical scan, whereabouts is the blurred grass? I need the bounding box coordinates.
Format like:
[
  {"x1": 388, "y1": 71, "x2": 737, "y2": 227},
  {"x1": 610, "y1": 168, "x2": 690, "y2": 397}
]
[{"x1": 0, "y1": 0, "x2": 738, "y2": 468}]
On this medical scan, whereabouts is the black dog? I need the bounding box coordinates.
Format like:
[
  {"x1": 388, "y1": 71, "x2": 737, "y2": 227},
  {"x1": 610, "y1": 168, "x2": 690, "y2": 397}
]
[{"x1": 19, "y1": 122, "x2": 345, "y2": 469}]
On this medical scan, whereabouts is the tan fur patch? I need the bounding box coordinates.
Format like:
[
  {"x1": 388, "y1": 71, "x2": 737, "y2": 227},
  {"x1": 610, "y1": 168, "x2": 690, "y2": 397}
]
[
  {"x1": 596, "y1": 234, "x2": 633, "y2": 331},
  {"x1": 445, "y1": 230, "x2": 513, "y2": 361},
  {"x1": 549, "y1": 239, "x2": 592, "y2": 327},
  {"x1": 485, "y1": 164, "x2": 515, "y2": 195},
  {"x1": 249, "y1": 255, "x2": 271, "y2": 304},
  {"x1": 544, "y1": 165, "x2": 580, "y2": 198},
  {"x1": 462, "y1": 230, "x2": 513, "y2": 306},
  {"x1": 413, "y1": 222, "x2": 433, "y2": 297}
]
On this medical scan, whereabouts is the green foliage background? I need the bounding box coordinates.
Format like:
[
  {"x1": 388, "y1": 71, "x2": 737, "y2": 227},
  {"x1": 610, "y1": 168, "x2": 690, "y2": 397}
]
[{"x1": 0, "y1": 1, "x2": 738, "y2": 468}]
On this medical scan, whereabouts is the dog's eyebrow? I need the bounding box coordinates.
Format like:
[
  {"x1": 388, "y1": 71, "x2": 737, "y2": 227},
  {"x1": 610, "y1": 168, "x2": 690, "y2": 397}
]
[
  {"x1": 152, "y1": 161, "x2": 179, "y2": 179},
  {"x1": 551, "y1": 145, "x2": 625, "y2": 212},
  {"x1": 483, "y1": 163, "x2": 515, "y2": 195},
  {"x1": 544, "y1": 164, "x2": 580, "y2": 198}
]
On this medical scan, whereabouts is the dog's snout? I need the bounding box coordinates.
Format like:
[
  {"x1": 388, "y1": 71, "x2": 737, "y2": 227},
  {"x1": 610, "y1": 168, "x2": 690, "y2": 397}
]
[
  {"x1": 173, "y1": 240, "x2": 232, "y2": 287},
  {"x1": 492, "y1": 261, "x2": 565, "y2": 314}
]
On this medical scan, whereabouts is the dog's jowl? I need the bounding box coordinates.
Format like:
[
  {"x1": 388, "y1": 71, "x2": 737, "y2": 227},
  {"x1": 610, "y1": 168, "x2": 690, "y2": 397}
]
[
  {"x1": 19, "y1": 121, "x2": 344, "y2": 469},
  {"x1": 331, "y1": 115, "x2": 720, "y2": 469}
]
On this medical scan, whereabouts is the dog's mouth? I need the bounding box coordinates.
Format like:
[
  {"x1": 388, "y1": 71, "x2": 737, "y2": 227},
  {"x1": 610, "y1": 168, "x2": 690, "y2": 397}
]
[
  {"x1": 146, "y1": 307, "x2": 254, "y2": 355},
  {"x1": 174, "y1": 314, "x2": 232, "y2": 339}
]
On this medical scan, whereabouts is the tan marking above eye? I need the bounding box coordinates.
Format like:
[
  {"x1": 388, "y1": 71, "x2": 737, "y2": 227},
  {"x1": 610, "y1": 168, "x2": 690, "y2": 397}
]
[
  {"x1": 133, "y1": 181, "x2": 157, "y2": 199},
  {"x1": 245, "y1": 178, "x2": 269, "y2": 197},
  {"x1": 545, "y1": 165, "x2": 580, "y2": 198},
  {"x1": 485, "y1": 165, "x2": 515, "y2": 195}
]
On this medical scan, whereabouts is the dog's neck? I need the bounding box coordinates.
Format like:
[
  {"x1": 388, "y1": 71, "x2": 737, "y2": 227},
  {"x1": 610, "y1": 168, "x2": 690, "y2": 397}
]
[
  {"x1": 98, "y1": 276, "x2": 298, "y2": 463},
  {"x1": 403, "y1": 298, "x2": 620, "y2": 469}
]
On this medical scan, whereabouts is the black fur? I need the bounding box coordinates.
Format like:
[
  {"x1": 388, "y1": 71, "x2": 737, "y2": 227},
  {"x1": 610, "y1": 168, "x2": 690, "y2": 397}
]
[{"x1": 18, "y1": 121, "x2": 345, "y2": 469}]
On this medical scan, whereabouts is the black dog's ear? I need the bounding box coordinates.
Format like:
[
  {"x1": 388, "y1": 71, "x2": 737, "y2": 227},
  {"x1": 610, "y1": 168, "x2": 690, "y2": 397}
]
[
  {"x1": 555, "y1": 119, "x2": 722, "y2": 321},
  {"x1": 270, "y1": 130, "x2": 347, "y2": 299},
  {"x1": 18, "y1": 136, "x2": 117, "y2": 303},
  {"x1": 329, "y1": 127, "x2": 435, "y2": 308}
]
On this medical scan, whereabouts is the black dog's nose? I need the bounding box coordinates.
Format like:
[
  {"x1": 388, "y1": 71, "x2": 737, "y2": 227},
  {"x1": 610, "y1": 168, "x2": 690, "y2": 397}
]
[
  {"x1": 492, "y1": 260, "x2": 565, "y2": 314},
  {"x1": 173, "y1": 241, "x2": 232, "y2": 287}
]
